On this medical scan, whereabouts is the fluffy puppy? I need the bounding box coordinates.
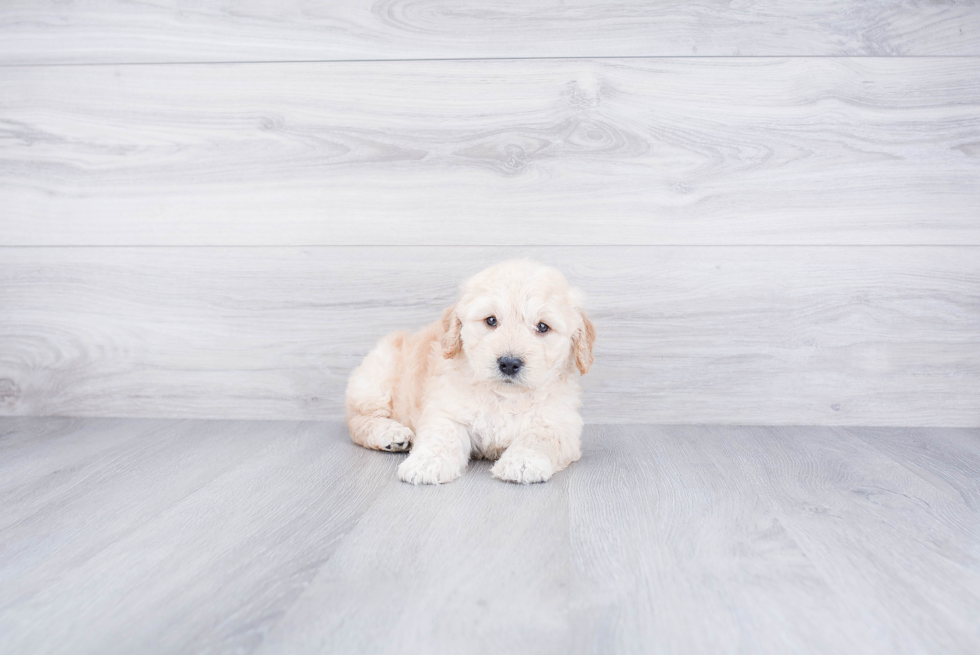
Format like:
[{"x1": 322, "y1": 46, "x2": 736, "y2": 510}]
[{"x1": 345, "y1": 259, "x2": 596, "y2": 485}]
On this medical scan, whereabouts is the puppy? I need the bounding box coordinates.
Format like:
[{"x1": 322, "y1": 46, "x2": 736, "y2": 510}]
[{"x1": 345, "y1": 259, "x2": 596, "y2": 485}]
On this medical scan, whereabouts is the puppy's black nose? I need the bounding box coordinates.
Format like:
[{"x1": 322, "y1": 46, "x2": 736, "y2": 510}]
[{"x1": 497, "y1": 355, "x2": 524, "y2": 377}]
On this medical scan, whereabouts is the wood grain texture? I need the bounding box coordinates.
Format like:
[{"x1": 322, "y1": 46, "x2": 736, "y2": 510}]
[
  {"x1": 1, "y1": 0, "x2": 979, "y2": 64},
  {"x1": 2, "y1": 419, "x2": 979, "y2": 653},
  {"x1": 716, "y1": 426, "x2": 980, "y2": 653},
  {"x1": 847, "y1": 426, "x2": 980, "y2": 512},
  {"x1": 569, "y1": 425, "x2": 871, "y2": 654},
  {"x1": 568, "y1": 425, "x2": 980, "y2": 654},
  {"x1": 0, "y1": 419, "x2": 399, "y2": 655},
  {"x1": 257, "y1": 459, "x2": 569, "y2": 655},
  {"x1": 1, "y1": 246, "x2": 977, "y2": 426},
  {"x1": 2, "y1": 58, "x2": 979, "y2": 246}
]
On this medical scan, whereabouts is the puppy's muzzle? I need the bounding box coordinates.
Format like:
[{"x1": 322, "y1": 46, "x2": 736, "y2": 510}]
[{"x1": 497, "y1": 355, "x2": 524, "y2": 378}]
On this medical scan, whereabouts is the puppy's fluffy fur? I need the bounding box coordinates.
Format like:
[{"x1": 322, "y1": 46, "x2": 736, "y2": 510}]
[{"x1": 345, "y1": 259, "x2": 596, "y2": 485}]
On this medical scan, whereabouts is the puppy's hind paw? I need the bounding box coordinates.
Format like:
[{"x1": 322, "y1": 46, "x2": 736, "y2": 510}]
[
  {"x1": 374, "y1": 422, "x2": 414, "y2": 452},
  {"x1": 491, "y1": 451, "x2": 555, "y2": 484}
]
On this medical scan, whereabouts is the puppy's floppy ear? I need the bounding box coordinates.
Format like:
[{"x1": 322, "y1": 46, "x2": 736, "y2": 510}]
[
  {"x1": 440, "y1": 303, "x2": 463, "y2": 359},
  {"x1": 573, "y1": 312, "x2": 596, "y2": 375}
]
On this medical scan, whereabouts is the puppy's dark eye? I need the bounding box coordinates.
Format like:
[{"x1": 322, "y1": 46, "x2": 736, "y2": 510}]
[
  {"x1": 485, "y1": 316, "x2": 498, "y2": 328},
  {"x1": 536, "y1": 322, "x2": 550, "y2": 334}
]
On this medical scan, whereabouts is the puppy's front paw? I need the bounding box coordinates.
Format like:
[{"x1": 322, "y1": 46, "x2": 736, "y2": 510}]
[
  {"x1": 491, "y1": 451, "x2": 555, "y2": 484},
  {"x1": 398, "y1": 451, "x2": 465, "y2": 485}
]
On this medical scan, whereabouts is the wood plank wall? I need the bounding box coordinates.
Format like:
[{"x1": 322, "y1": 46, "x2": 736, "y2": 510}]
[{"x1": 1, "y1": 2, "x2": 978, "y2": 426}]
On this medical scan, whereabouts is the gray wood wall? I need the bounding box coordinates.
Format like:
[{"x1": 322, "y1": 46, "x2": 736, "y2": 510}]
[{"x1": 1, "y1": 2, "x2": 978, "y2": 426}]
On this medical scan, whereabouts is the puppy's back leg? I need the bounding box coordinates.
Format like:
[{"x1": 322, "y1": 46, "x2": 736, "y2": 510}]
[{"x1": 345, "y1": 333, "x2": 415, "y2": 452}]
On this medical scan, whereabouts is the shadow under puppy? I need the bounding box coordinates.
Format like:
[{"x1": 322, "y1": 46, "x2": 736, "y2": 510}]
[{"x1": 346, "y1": 259, "x2": 596, "y2": 484}]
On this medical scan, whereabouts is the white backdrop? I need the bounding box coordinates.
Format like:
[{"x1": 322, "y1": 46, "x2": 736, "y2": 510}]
[{"x1": 1, "y1": 2, "x2": 978, "y2": 426}]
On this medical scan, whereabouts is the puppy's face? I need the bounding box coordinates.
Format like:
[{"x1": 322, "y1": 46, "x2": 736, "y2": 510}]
[{"x1": 441, "y1": 260, "x2": 595, "y2": 390}]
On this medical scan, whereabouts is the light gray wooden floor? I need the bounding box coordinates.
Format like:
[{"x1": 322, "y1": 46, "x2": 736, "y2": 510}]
[{"x1": 1, "y1": 418, "x2": 978, "y2": 654}]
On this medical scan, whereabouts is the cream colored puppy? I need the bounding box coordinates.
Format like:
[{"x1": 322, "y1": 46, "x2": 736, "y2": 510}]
[{"x1": 345, "y1": 259, "x2": 596, "y2": 485}]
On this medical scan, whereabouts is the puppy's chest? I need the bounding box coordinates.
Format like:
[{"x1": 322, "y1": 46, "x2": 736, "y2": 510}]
[{"x1": 464, "y1": 402, "x2": 529, "y2": 459}]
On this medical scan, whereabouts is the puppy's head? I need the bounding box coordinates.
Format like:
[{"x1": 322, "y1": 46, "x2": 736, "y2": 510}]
[{"x1": 441, "y1": 260, "x2": 595, "y2": 390}]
